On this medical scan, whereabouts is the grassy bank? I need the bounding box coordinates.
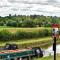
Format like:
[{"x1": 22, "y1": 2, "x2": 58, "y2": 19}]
[
  {"x1": 0, "y1": 27, "x2": 60, "y2": 48},
  {"x1": 0, "y1": 37, "x2": 52, "y2": 48},
  {"x1": 34, "y1": 55, "x2": 60, "y2": 60},
  {"x1": 0, "y1": 27, "x2": 52, "y2": 41},
  {"x1": 0, "y1": 36, "x2": 60, "y2": 48}
]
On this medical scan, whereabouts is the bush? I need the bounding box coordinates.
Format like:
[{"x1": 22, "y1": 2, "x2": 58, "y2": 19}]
[
  {"x1": 44, "y1": 24, "x2": 51, "y2": 27},
  {"x1": 15, "y1": 31, "x2": 38, "y2": 39},
  {"x1": 15, "y1": 31, "x2": 27, "y2": 39},
  {"x1": 44, "y1": 29, "x2": 51, "y2": 36},
  {"x1": 15, "y1": 29, "x2": 51, "y2": 39},
  {"x1": 6, "y1": 21, "x2": 17, "y2": 27},
  {"x1": 38, "y1": 29, "x2": 51, "y2": 37},
  {"x1": 0, "y1": 30, "x2": 12, "y2": 41},
  {"x1": 0, "y1": 29, "x2": 52, "y2": 41},
  {"x1": 0, "y1": 21, "x2": 4, "y2": 26},
  {"x1": 38, "y1": 30, "x2": 45, "y2": 37},
  {"x1": 17, "y1": 22, "x2": 22, "y2": 27},
  {"x1": 22, "y1": 20, "x2": 36, "y2": 27}
]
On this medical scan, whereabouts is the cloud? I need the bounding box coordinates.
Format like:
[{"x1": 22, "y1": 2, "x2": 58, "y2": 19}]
[
  {"x1": 7, "y1": 0, "x2": 57, "y2": 5},
  {"x1": 0, "y1": 0, "x2": 11, "y2": 8},
  {"x1": 8, "y1": 0, "x2": 47, "y2": 3},
  {"x1": 0, "y1": 0, "x2": 60, "y2": 17},
  {"x1": 11, "y1": 8, "x2": 19, "y2": 11},
  {"x1": 7, "y1": 0, "x2": 60, "y2": 11}
]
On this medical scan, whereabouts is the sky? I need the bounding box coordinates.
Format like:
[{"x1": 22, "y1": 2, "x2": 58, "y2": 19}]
[{"x1": 0, "y1": 0, "x2": 60, "y2": 17}]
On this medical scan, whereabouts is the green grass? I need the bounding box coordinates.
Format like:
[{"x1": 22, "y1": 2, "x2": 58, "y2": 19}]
[
  {"x1": 0, "y1": 26, "x2": 59, "y2": 48},
  {"x1": 0, "y1": 26, "x2": 13, "y2": 28},
  {"x1": 7, "y1": 37, "x2": 51, "y2": 44},
  {"x1": 0, "y1": 37, "x2": 52, "y2": 48},
  {"x1": 0, "y1": 27, "x2": 51, "y2": 33},
  {"x1": 0, "y1": 36, "x2": 60, "y2": 48},
  {"x1": 0, "y1": 27, "x2": 52, "y2": 48},
  {"x1": 34, "y1": 55, "x2": 60, "y2": 60}
]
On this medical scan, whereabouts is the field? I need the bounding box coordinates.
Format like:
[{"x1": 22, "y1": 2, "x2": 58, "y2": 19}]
[
  {"x1": 0, "y1": 26, "x2": 60, "y2": 48},
  {"x1": 0, "y1": 26, "x2": 51, "y2": 33}
]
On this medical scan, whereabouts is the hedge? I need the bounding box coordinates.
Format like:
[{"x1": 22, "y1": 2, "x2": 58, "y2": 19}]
[
  {"x1": 0, "y1": 30, "x2": 12, "y2": 41},
  {"x1": 0, "y1": 29, "x2": 52, "y2": 41}
]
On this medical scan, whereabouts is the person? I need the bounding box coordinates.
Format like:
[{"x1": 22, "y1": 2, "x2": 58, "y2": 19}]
[{"x1": 36, "y1": 49, "x2": 40, "y2": 57}]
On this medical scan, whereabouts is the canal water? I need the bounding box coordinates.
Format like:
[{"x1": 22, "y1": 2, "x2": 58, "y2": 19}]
[{"x1": 43, "y1": 44, "x2": 60, "y2": 57}]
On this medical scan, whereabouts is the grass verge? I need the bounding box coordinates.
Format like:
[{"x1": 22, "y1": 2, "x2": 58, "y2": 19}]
[
  {"x1": 0, "y1": 37, "x2": 52, "y2": 48},
  {"x1": 0, "y1": 36, "x2": 60, "y2": 49},
  {"x1": 34, "y1": 55, "x2": 60, "y2": 60}
]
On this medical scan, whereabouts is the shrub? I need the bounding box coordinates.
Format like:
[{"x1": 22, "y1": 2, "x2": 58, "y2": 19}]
[
  {"x1": 15, "y1": 29, "x2": 51, "y2": 39},
  {"x1": 43, "y1": 29, "x2": 50, "y2": 36},
  {"x1": 0, "y1": 30, "x2": 12, "y2": 41},
  {"x1": 0, "y1": 21, "x2": 4, "y2": 26},
  {"x1": 15, "y1": 31, "x2": 37, "y2": 39},
  {"x1": 6, "y1": 21, "x2": 17, "y2": 27},
  {"x1": 17, "y1": 22, "x2": 22, "y2": 27},
  {"x1": 22, "y1": 20, "x2": 36, "y2": 27},
  {"x1": 15, "y1": 31, "x2": 26, "y2": 39},
  {"x1": 0, "y1": 29, "x2": 52, "y2": 41}
]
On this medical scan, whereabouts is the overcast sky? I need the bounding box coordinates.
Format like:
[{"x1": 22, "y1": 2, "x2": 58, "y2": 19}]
[{"x1": 0, "y1": 0, "x2": 60, "y2": 17}]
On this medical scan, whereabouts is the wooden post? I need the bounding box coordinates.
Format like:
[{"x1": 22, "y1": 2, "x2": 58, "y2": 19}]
[{"x1": 54, "y1": 37, "x2": 56, "y2": 60}]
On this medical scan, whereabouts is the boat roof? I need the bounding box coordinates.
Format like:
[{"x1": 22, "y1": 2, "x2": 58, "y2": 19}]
[{"x1": 0, "y1": 48, "x2": 32, "y2": 54}]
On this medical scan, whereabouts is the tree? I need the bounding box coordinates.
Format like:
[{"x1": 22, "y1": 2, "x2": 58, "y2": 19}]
[
  {"x1": 22, "y1": 20, "x2": 36, "y2": 27},
  {"x1": 0, "y1": 21, "x2": 4, "y2": 26},
  {"x1": 6, "y1": 21, "x2": 17, "y2": 27}
]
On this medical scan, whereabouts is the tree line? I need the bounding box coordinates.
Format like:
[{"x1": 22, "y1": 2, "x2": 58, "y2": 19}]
[{"x1": 0, "y1": 14, "x2": 60, "y2": 27}]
